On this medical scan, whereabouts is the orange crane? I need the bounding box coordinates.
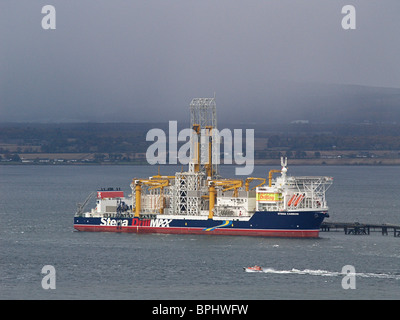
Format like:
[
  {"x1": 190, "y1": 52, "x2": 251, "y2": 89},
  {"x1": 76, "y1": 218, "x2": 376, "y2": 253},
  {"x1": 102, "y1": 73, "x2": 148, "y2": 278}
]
[{"x1": 245, "y1": 177, "x2": 266, "y2": 191}]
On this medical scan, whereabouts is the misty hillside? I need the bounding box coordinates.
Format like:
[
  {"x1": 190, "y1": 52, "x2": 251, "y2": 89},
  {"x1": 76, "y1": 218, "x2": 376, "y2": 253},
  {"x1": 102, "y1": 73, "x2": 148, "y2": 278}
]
[
  {"x1": 225, "y1": 82, "x2": 400, "y2": 124},
  {"x1": 287, "y1": 83, "x2": 400, "y2": 123}
]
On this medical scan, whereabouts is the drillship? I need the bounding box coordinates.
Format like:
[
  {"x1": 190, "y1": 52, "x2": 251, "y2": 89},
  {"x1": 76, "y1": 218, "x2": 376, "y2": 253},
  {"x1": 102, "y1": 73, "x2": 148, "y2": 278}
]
[{"x1": 74, "y1": 98, "x2": 333, "y2": 238}]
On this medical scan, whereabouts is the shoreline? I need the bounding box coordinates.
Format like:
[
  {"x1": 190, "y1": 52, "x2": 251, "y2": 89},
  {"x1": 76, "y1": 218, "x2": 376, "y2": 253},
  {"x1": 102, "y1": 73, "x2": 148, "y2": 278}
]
[{"x1": 2, "y1": 158, "x2": 400, "y2": 166}]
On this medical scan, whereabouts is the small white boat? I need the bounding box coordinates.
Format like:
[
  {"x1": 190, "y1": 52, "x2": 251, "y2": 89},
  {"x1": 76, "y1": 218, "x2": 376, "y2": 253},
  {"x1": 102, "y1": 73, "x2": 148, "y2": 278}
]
[{"x1": 243, "y1": 265, "x2": 263, "y2": 272}]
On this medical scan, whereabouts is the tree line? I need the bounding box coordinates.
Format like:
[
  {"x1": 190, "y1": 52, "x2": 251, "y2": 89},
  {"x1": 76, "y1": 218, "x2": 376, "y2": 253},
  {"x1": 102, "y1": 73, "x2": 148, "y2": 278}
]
[{"x1": 1, "y1": 122, "x2": 400, "y2": 161}]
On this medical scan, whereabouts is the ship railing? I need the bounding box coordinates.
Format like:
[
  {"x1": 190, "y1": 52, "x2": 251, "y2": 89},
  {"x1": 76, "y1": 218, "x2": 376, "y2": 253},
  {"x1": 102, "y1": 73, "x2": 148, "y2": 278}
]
[
  {"x1": 257, "y1": 203, "x2": 283, "y2": 212},
  {"x1": 290, "y1": 176, "x2": 332, "y2": 208},
  {"x1": 291, "y1": 176, "x2": 333, "y2": 192},
  {"x1": 214, "y1": 206, "x2": 252, "y2": 217},
  {"x1": 102, "y1": 212, "x2": 136, "y2": 218}
]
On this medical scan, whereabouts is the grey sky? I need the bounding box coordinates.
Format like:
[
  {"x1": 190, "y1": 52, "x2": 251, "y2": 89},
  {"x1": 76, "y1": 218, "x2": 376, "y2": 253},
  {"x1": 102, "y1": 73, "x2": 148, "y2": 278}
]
[{"x1": 1, "y1": 0, "x2": 400, "y2": 123}]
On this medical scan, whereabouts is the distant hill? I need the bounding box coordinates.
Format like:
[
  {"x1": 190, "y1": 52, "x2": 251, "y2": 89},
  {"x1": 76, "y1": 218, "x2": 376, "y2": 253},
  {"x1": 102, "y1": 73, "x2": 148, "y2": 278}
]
[
  {"x1": 219, "y1": 82, "x2": 400, "y2": 124},
  {"x1": 286, "y1": 83, "x2": 400, "y2": 124}
]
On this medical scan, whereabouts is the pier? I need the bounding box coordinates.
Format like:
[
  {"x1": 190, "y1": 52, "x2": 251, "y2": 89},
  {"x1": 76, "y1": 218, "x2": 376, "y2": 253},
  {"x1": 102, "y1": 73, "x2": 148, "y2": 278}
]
[{"x1": 321, "y1": 221, "x2": 400, "y2": 237}]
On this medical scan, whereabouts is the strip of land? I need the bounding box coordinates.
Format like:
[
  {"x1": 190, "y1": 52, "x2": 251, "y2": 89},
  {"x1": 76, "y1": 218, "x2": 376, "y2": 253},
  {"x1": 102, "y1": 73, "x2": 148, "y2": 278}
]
[{"x1": 1, "y1": 122, "x2": 400, "y2": 165}]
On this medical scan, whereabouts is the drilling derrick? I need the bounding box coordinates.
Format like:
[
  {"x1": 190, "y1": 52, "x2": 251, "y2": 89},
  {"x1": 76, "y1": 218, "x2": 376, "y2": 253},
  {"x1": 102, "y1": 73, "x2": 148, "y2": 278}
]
[
  {"x1": 189, "y1": 97, "x2": 218, "y2": 178},
  {"x1": 171, "y1": 97, "x2": 219, "y2": 216}
]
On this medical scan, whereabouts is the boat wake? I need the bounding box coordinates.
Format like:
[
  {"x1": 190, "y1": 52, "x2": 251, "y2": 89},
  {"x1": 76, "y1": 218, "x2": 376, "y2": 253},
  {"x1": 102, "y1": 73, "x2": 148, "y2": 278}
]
[{"x1": 245, "y1": 267, "x2": 400, "y2": 280}]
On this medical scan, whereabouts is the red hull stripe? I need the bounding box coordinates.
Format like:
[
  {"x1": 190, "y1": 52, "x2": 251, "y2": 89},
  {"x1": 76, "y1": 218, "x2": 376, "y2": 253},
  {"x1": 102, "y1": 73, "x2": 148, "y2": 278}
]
[{"x1": 74, "y1": 224, "x2": 320, "y2": 238}]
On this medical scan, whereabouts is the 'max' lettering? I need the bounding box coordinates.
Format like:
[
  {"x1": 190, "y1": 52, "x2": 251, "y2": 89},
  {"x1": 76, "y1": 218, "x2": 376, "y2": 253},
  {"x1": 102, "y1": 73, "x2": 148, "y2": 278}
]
[{"x1": 150, "y1": 219, "x2": 172, "y2": 228}]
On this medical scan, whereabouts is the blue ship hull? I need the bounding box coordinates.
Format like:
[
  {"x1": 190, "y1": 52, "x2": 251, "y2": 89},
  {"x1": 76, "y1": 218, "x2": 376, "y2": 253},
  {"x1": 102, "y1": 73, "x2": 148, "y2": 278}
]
[{"x1": 74, "y1": 210, "x2": 329, "y2": 238}]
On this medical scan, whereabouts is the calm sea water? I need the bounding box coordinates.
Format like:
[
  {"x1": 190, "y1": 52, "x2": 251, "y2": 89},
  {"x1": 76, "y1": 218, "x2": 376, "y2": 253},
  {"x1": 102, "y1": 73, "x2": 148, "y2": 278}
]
[{"x1": 1, "y1": 164, "x2": 400, "y2": 300}]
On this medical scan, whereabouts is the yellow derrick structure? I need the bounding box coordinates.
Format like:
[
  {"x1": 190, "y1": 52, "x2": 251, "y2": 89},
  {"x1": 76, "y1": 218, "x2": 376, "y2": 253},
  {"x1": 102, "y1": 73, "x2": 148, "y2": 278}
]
[
  {"x1": 207, "y1": 179, "x2": 243, "y2": 219},
  {"x1": 133, "y1": 178, "x2": 171, "y2": 217}
]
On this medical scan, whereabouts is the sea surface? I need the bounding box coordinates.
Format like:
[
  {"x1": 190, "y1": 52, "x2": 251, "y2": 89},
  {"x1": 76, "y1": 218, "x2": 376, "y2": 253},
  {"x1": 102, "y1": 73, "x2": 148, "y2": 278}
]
[{"x1": 1, "y1": 164, "x2": 400, "y2": 300}]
